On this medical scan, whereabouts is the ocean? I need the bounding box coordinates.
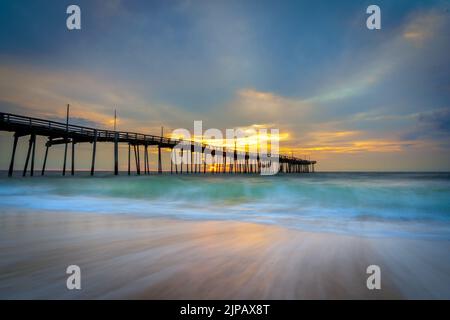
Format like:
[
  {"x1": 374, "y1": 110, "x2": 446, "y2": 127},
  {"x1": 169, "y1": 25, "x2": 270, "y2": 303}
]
[{"x1": 1, "y1": 172, "x2": 449, "y2": 240}]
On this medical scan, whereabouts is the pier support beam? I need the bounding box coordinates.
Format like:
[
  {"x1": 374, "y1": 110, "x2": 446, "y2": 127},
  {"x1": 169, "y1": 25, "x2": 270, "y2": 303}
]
[
  {"x1": 63, "y1": 140, "x2": 68, "y2": 176},
  {"x1": 186, "y1": 150, "x2": 190, "y2": 174},
  {"x1": 203, "y1": 149, "x2": 206, "y2": 174},
  {"x1": 90, "y1": 131, "x2": 97, "y2": 176},
  {"x1": 71, "y1": 141, "x2": 75, "y2": 176},
  {"x1": 144, "y1": 144, "x2": 148, "y2": 175},
  {"x1": 8, "y1": 133, "x2": 19, "y2": 177},
  {"x1": 114, "y1": 133, "x2": 119, "y2": 175},
  {"x1": 233, "y1": 148, "x2": 237, "y2": 174},
  {"x1": 180, "y1": 148, "x2": 183, "y2": 174},
  {"x1": 42, "y1": 142, "x2": 49, "y2": 176},
  {"x1": 23, "y1": 134, "x2": 36, "y2": 177},
  {"x1": 136, "y1": 145, "x2": 141, "y2": 175},
  {"x1": 128, "y1": 143, "x2": 131, "y2": 175},
  {"x1": 170, "y1": 149, "x2": 173, "y2": 174},
  {"x1": 191, "y1": 146, "x2": 193, "y2": 173},
  {"x1": 245, "y1": 153, "x2": 249, "y2": 174},
  {"x1": 257, "y1": 156, "x2": 260, "y2": 174},
  {"x1": 145, "y1": 144, "x2": 150, "y2": 174},
  {"x1": 193, "y1": 152, "x2": 198, "y2": 173},
  {"x1": 210, "y1": 151, "x2": 215, "y2": 174},
  {"x1": 133, "y1": 145, "x2": 138, "y2": 174},
  {"x1": 158, "y1": 146, "x2": 162, "y2": 174},
  {"x1": 30, "y1": 135, "x2": 36, "y2": 176},
  {"x1": 62, "y1": 104, "x2": 70, "y2": 176},
  {"x1": 223, "y1": 149, "x2": 226, "y2": 173}
]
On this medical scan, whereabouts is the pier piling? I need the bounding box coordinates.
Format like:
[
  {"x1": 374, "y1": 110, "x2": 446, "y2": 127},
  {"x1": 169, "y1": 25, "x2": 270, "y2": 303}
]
[
  {"x1": 90, "y1": 130, "x2": 97, "y2": 176},
  {"x1": 23, "y1": 134, "x2": 35, "y2": 177},
  {"x1": 71, "y1": 141, "x2": 75, "y2": 176},
  {"x1": 42, "y1": 141, "x2": 49, "y2": 176},
  {"x1": 114, "y1": 133, "x2": 119, "y2": 175},
  {"x1": 158, "y1": 145, "x2": 162, "y2": 174},
  {"x1": 8, "y1": 133, "x2": 19, "y2": 177}
]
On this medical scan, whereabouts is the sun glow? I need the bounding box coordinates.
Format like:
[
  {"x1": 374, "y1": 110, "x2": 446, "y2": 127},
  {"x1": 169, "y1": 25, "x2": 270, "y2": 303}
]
[{"x1": 170, "y1": 127, "x2": 289, "y2": 153}]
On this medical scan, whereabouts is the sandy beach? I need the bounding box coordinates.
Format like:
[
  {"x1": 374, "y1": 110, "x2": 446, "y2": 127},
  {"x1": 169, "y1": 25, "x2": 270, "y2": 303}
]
[{"x1": 1, "y1": 209, "x2": 449, "y2": 299}]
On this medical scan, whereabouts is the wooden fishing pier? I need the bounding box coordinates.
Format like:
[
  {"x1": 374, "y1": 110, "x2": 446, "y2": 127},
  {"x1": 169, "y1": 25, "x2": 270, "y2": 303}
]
[{"x1": 0, "y1": 111, "x2": 316, "y2": 176}]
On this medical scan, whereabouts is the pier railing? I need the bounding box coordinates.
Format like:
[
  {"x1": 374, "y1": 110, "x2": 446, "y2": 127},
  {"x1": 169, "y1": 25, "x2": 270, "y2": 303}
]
[{"x1": 0, "y1": 112, "x2": 179, "y2": 145}]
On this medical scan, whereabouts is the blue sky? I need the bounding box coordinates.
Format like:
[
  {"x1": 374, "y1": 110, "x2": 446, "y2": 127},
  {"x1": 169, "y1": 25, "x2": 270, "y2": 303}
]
[{"x1": 0, "y1": 0, "x2": 449, "y2": 170}]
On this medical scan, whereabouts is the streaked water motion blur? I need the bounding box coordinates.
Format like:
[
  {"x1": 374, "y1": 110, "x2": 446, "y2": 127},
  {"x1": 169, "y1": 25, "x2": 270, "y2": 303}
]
[
  {"x1": 0, "y1": 172, "x2": 449, "y2": 299},
  {"x1": 1, "y1": 172, "x2": 449, "y2": 239}
]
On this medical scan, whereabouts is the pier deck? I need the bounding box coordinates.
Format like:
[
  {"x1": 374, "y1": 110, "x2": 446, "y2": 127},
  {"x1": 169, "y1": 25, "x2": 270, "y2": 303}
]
[{"x1": 0, "y1": 111, "x2": 316, "y2": 176}]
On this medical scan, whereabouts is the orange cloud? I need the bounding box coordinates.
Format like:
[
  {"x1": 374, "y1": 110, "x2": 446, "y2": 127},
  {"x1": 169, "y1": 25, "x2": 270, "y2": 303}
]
[
  {"x1": 278, "y1": 130, "x2": 422, "y2": 157},
  {"x1": 402, "y1": 10, "x2": 446, "y2": 46}
]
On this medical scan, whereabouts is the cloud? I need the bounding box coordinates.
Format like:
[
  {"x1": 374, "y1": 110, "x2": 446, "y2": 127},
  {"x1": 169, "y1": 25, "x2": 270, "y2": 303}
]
[
  {"x1": 282, "y1": 130, "x2": 417, "y2": 154},
  {"x1": 230, "y1": 88, "x2": 312, "y2": 121},
  {"x1": 47, "y1": 116, "x2": 103, "y2": 129},
  {"x1": 403, "y1": 108, "x2": 450, "y2": 142},
  {"x1": 402, "y1": 10, "x2": 447, "y2": 46},
  {"x1": 417, "y1": 108, "x2": 450, "y2": 133},
  {"x1": 305, "y1": 72, "x2": 383, "y2": 104}
]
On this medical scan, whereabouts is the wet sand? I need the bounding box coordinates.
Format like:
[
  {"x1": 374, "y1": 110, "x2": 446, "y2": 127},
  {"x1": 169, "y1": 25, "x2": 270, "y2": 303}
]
[{"x1": 0, "y1": 210, "x2": 449, "y2": 299}]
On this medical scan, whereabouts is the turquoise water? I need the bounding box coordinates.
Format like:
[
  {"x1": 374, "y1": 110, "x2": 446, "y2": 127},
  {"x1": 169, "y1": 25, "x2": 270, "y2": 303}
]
[{"x1": 1, "y1": 172, "x2": 450, "y2": 239}]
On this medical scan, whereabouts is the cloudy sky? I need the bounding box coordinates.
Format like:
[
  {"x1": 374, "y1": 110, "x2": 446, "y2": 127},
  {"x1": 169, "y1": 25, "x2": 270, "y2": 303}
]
[{"x1": 0, "y1": 0, "x2": 449, "y2": 171}]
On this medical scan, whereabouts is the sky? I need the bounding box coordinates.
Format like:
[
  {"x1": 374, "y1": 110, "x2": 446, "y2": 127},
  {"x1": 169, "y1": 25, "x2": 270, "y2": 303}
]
[{"x1": 0, "y1": 0, "x2": 449, "y2": 171}]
